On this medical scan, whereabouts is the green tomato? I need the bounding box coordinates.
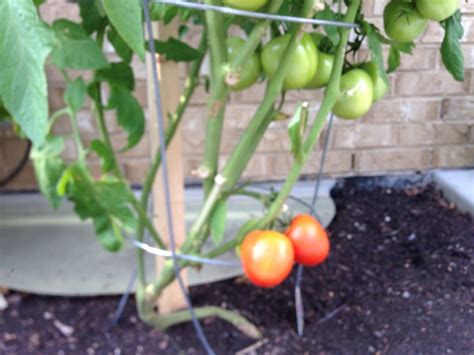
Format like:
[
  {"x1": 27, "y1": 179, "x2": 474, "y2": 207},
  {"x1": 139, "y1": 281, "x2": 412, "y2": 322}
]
[
  {"x1": 306, "y1": 50, "x2": 334, "y2": 89},
  {"x1": 226, "y1": 37, "x2": 261, "y2": 91},
  {"x1": 222, "y1": 0, "x2": 269, "y2": 11},
  {"x1": 261, "y1": 33, "x2": 318, "y2": 90},
  {"x1": 305, "y1": 33, "x2": 334, "y2": 89},
  {"x1": 332, "y1": 69, "x2": 374, "y2": 120},
  {"x1": 384, "y1": 0, "x2": 428, "y2": 43},
  {"x1": 416, "y1": 0, "x2": 458, "y2": 22},
  {"x1": 362, "y1": 61, "x2": 388, "y2": 102}
]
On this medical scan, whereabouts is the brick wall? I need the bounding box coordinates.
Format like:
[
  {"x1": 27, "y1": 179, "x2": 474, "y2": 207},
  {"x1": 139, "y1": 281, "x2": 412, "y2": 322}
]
[{"x1": 1, "y1": 0, "x2": 473, "y2": 190}]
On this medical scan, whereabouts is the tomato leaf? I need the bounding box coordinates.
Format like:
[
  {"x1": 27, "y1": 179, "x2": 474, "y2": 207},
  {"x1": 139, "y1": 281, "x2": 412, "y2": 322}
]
[
  {"x1": 78, "y1": 0, "x2": 106, "y2": 35},
  {"x1": 0, "y1": 0, "x2": 54, "y2": 146},
  {"x1": 388, "y1": 45, "x2": 401, "y2": 73},
  {"x1": 108, "y1": 85, "x2": 145, "y2": 150},
  {"x1": 90, "y1": 139, "x2": 114, "y2": 173},
  {"x1": 440, "y1": 10, "x2": 464, "y2": 82},
  {"x1": 108, "y1": 26, "x2": 133, "y2": 63},
  {"x1": 63, "y1": 165, "x2": 137, "y2": 252},
  {"x1": 315, "y1": 5, "x2": 340, "y2": 47},
  {"x1": 364, "y1": 23, "x2": 389, "y2": 86},
  {"x1": 211, "y1": 199, "x2": 228, "y2": 245},
  {"x1": 96, "y1": 62, "x2": 135, "y2": 91},
  {"x1": 51, "y1": 20, "x2": 109, "y2": 70},
  {"x1": 146, "y1": 37, "x2": 203, "y2": 62},
  {"x1": 102, "y1": 0, "x2": 145, "y2": 61},
  {"x1": 64, "y1": 78, "x2": 86, "y2": 115},
  {"x1": 31, "y1": 136, "x2": 66, "y2": 209},
  {"x1": 287, "y1": 102, "x2": 309, "y2": 163}
]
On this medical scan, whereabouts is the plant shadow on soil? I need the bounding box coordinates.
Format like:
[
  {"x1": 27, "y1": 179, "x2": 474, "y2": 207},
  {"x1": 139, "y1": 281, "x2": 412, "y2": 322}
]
[{"x1": 1, "y1": 182, "x2": 473, "y2": 354}]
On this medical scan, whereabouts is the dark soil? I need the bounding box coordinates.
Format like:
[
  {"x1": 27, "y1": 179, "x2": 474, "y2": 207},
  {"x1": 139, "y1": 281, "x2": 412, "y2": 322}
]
[{"x1": 1, "y1": 183, "x2": 473, "y2": 354}]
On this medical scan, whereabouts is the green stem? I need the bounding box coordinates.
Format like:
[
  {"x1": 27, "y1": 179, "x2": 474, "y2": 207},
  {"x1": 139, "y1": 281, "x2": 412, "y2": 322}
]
[
  {"x1": 59, "y1": 69, "x2": 85, "y2": 159},
  {"x1": 201, "y1": 0, "x2": 229, "y2": 196},
  {"x1": 136, "y1": 288, "x2": 261, "y2": 339}
]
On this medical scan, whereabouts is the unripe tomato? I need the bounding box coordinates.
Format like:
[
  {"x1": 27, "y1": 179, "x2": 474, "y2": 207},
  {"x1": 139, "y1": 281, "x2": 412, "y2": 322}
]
[
  {"x1": 384, "y1": 0, "x2": 428, "y2": 43},
  {"x1": 362, "y1": 61, "x2": 388, "y2": 102},
  {"x1": 416, "y1": 0, "x2": 458, "y2": 22},
  {"x1": 333, "y1": 69, "x2": 374, "y2": 120},
  {"x1": 226, "y1": 37, "x2": 261, "y2": 91},
  {"x1": 240, "y1": 230, "x2": 295, "y2": 288},
  {"x1": 285, "y1": 214, "x2": 330, "y2": 266},
  {"x1": 223, "y1": 0, "x2": 269, "y2": 11},
  {"x1": 306, "y1": 50, "x2": 334, "y2": 89},
  {"x1": 261, "y1": 33, "x2": 318, "y2": 90}
]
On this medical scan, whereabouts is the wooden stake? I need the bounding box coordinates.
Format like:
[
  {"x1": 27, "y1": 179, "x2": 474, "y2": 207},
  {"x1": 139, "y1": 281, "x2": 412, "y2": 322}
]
[{"x1": 146, "y1": 20, "x2": 187, "y2": 313}]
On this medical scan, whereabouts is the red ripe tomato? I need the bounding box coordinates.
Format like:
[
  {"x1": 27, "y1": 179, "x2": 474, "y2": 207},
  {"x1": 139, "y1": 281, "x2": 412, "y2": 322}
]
[
  {"x1": 240, "y1": 230, "x2": 295, "y2": 288},
  {"x1": 285, "y1": 214, "x2": 330, "y2": 266}
]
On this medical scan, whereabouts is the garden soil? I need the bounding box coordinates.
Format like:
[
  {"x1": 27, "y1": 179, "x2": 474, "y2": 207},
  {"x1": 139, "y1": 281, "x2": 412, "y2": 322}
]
[{"x1": 1, "y1": 182, "x2": 473, "y2": 354}]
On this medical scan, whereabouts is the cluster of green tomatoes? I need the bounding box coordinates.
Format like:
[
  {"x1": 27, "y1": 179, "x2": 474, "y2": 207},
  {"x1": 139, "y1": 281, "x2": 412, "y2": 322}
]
[
  {"x1": 224, "y1": 0, "x2": 459, "y2": 120},
  {"x1": 226, "y1": 31, "x2": 385, "y2": 120}
]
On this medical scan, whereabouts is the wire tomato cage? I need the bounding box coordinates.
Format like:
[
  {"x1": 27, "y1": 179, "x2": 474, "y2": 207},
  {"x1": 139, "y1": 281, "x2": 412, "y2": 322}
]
[{"x1": 116, "y1": 1, "x2": 357, "y2": 353}]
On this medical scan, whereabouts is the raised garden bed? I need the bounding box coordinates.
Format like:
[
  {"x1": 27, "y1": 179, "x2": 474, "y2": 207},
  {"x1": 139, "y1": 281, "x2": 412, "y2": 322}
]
[{"x1": 1, "y1": 182, "x2": 473, "y2": 354}]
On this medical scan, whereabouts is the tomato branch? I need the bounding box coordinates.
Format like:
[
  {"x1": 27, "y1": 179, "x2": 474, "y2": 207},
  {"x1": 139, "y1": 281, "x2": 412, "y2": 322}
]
[{"x1": 148, "y1": 0, "x2": 319, "y2": 299}]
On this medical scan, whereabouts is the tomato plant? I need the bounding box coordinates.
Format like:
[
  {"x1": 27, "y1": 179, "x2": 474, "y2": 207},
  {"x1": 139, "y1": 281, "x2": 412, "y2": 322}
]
[
  {"x1": 0, "y1": 0, "x2": 465, "y2": 341},
  {"x1": 416, "y1": 0, "x2": 458, "y2": 22},
  {"x1": 226, "y1": 37, "x2": 261, "y2": 91},
  {"x1": 240, "y1": 230, "x2": 295, "y2": 288},
  {"x1": 384, "y1": 0, "x2": 428, "y2": 43},
  {"x1": 223, "y1": 0, "x2": 269, "y2": 11},
  {"x1": 285, "y1": 214, "x2": 330, "y2": 266},
  {"x1": 332, "y1": 69, "x2": 374, "y2": 120},
  {"x1": 261, "y1": 33, "x2": 318, "y2": 90},
  {"x1": 363, "y1": 61, "x2": 388, "y2": 102}
]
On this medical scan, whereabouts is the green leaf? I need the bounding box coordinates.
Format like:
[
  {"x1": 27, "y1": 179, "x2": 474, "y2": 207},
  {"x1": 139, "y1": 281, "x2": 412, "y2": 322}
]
[
  {"x1": 287, "y1": 103, "x2": 308, "y2": 162},
  {"x1": 211, "y1": 199, "x2": 228, "y2": 245},
  {"x1": 108, "y1": 26, "x2": 133, "y2": 63},
  {"x1": 387, "y1": 42, "x2": 414, "y2": 73},
  {"x1": 441, "y1": 10, "x2": 465, "y2": 82},
  {"x1": 64, "y1": 165, "x2": 137, "y2": 252},
  {"x1": 146, "y1": 37, "x2": 203, "y2": 62},
  {"x1": 108, "y1": 85, "x2": 145, "y2": 149},
  {"x1": 64, "y1": 78, "x2": 86, "y2": 114},
  {"x1": 51, "y1": 19, "x2": 109, "y2": 70},
  {"x1": 364, "y1": 23, "x2": 389, "y2": 86},
  {"x1": 78, "y1": 0, "x2": 105, "y2": 35},
  {"x1": 388, "y1": 45, "x2": 401, "y2": 73},
  {"x1": 90, "y1": 139, "x2": 114, "y2": 173},
  {"x1": 315, "y1": 5, "x2": 340, "y2": 47},
  {"x1": 31, "y1": 136, "x2": 66, "y2": 209},
  {"x1": 103, "y1": 0, "x2": 145, "y2": 61},
  {"x1": 96, "y1": 62, "x2": 135, "y2": 90},
  {"x1": 0, "y1": 0, "x2": 54, "y2": 146},
  {"x1": 94, "y1": 215, "x2": 123, "y2": 252}
]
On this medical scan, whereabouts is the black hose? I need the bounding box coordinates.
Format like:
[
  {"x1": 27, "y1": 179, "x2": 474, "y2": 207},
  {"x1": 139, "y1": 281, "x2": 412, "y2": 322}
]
[{"x1": 0, "y1": 140, "x2": 32, "y2": 187}]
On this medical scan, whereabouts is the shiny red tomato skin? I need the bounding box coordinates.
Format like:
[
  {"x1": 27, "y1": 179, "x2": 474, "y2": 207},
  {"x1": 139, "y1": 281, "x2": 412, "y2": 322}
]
[
  {"x1": 240, "y1": 230, "x2": 295, "y2": 288},
  {"x1": 285, "y1": 214, "x2": 330, "y2": 266}
]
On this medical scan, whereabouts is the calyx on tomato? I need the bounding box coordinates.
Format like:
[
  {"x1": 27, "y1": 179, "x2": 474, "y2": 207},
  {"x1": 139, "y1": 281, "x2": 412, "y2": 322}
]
[
  {"x1": 332, "y1": 68, "x2": 374, "y2": 120},
  {"x1": 416, "y1": 0, "x2": 458, "y2": 22},
  {"x1": 384, "y1": 0, "x2": 428, "y2": 43},
  {"x1": 222, "y1": 0, "x2": 269, "y2": 11},
  {"x1": 226, "y1": 37, "x2": 261, "y2": 91},
  {"x1": 362, "y1": 61, "x2": 388, "y2": 102},
  {"x1": 261, "y1": 33, "x2": 318, "y2": 90},
  {"x1": 240, "y1": 230, "x2": 294, "y2": 288}
]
